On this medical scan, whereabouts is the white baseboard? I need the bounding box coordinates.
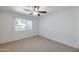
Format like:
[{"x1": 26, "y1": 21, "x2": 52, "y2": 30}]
[
  {"x1": 0, "y1": 34, "x2": 37, "y2": 44},
  {"x1": 39, "y1": 34, "x2": 79, "y2": 49}
]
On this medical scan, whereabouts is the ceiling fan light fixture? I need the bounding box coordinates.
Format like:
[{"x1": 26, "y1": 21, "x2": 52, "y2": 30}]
[{"x1": 33, "y1": 12, "x2": 38, "y2": 15}]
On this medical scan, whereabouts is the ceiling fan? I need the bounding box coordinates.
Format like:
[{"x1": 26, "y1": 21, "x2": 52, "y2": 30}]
[{"x1": 24, "y1": 6, "x2": 47, "y2": 16}]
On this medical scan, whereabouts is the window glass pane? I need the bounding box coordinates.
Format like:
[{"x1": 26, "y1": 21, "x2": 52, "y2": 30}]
[
  {"x1": 15, "y1": 18, "x2": 26, "y2": 31},
  {"x1": 26, "y1": 20, "x2": 32, "y2": 30},
  {"x1": 15, "y1": 18, "x2": 32, "y2": 31}
]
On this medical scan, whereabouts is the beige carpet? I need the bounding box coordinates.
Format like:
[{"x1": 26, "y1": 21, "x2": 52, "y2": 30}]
[{"x1": 0, "y1": 36, "x2": 78, "y2": 52}]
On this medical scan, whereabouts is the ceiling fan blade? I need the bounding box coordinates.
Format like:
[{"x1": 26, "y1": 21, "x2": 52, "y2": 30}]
[
  {"x1": 39, "y1": 11, "x2": 47, "y2": 13},
  {"x1": 30, "y1": 13, "x2": 33, "y2": 15},
  {"x1": 24, "y1": 9, "x2": 33, "y2": 12}
]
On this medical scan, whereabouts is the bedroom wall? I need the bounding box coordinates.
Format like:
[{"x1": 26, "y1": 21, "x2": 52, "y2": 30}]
[
  {"x1": 75, "y1": 7, "x2": 79, "y2": 48},
  {"x1": 38, "y1": 7, "x2": 78, "y2": 48},
  {"x1": 0, "y1": 11, "x2": 38, "y2": 44},
  {"x1": 0, "y1": 12, "x2": 3, "y2": 40}
]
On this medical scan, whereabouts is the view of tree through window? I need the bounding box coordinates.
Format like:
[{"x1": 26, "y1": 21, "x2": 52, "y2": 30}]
[{"x1": 15, "y1": 18, "x2": 32, "y2": 31}]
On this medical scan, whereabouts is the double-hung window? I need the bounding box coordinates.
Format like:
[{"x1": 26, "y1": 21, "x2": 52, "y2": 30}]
[{"x1": 15, "y1": 18, "x2": 32, "y2": 31}]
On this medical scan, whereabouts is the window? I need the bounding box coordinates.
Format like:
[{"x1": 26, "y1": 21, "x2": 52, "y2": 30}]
[{"x1": 15, "y1": 18, "x2": 32, "y2": 31}]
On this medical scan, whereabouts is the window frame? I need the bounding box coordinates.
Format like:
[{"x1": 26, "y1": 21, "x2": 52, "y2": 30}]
[{"x1": 15, "y1": 18, "x2": 32, "y2": 31}]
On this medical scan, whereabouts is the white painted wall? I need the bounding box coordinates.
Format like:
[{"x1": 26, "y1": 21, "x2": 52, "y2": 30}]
[
  {"x1": 75, "y1": 7, "x2": 79, "y2": 48},
  {"x1": 0, "y1": 12, "x2": 3, "y2": 40},
  {"x1": 0, "y1": 11, "x2": 38, "y2": 44},
  {"x1": 38, "y1": 7, "x2": 78, "y2": 48}
]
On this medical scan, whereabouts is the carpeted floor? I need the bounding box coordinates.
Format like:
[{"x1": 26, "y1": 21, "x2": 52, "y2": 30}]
[{"x1": 0, "y1": 36, "x2": 78, "y2": 52}]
